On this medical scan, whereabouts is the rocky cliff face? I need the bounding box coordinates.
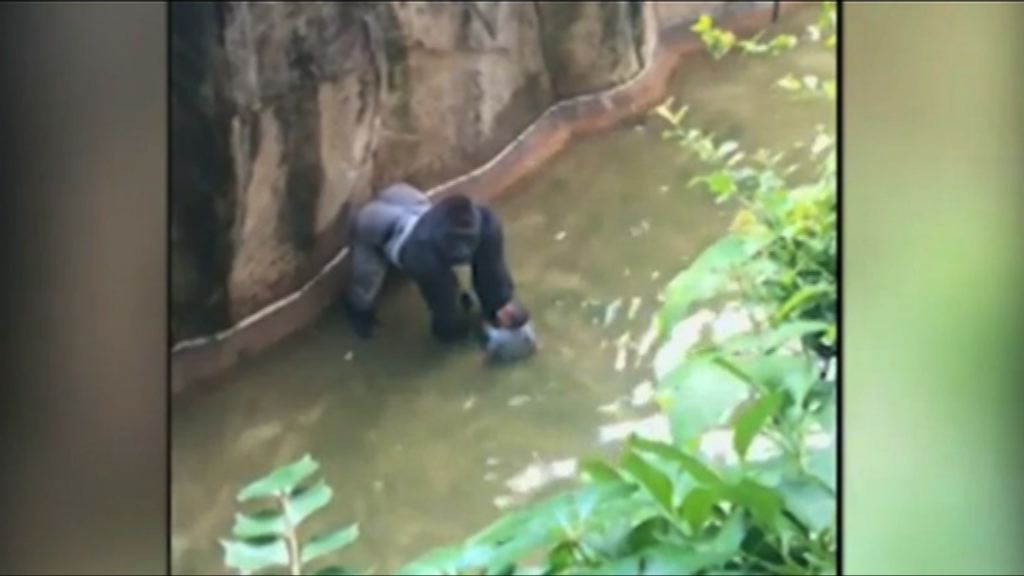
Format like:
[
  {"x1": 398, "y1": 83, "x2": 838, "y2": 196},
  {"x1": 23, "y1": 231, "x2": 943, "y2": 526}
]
[{"x1": 171, "y1": 1, "x2": 656, "y2": 343}]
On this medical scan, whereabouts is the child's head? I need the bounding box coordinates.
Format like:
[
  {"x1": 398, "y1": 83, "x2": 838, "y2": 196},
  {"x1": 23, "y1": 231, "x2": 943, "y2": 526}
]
[{"x1": 495, "y1": 301, "x2": 530, "y2": 329}]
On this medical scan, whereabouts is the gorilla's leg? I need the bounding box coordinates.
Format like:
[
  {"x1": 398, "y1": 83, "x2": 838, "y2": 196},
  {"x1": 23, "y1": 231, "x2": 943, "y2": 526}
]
[
  {"x1": 345, "y1": 200, "x2": 405, "y2": 337},
  {"x1": 346, "y1": 245, "x2": 388, "y2": 337}
]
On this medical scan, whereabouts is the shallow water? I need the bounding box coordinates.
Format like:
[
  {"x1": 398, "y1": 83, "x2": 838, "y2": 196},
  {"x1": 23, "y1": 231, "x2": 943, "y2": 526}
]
[{"x1": 171, "y1": 11, "x2": 835, "y2": 574}]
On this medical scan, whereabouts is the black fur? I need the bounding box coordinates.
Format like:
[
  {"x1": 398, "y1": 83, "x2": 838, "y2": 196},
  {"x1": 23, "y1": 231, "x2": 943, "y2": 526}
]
[{"x1": 398, "y1": 197, "x2": 514, "y2": 342}]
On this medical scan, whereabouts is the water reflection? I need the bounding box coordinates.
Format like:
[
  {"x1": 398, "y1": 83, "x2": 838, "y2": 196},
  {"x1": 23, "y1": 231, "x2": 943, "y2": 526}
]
[{"x1": 494, "y1": 457, "x2": 580, "y2": 510}]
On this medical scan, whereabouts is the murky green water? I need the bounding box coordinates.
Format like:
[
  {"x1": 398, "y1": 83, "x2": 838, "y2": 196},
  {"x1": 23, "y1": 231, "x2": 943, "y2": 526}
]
[{"x1": 172, "y1": 11, "x2": 834, "y2": 574}]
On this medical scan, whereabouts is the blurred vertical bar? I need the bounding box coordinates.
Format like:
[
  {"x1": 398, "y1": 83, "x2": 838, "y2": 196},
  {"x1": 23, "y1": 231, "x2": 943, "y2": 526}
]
[
  {"x1": 844, "y1": 3, "x2": 1024, "y2": 574},
  {"x1": 0, "y1": 2, "x2": 168, "y2": 575}
]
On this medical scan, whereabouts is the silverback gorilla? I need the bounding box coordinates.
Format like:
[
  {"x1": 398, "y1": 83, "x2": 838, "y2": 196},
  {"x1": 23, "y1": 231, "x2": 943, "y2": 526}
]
[{"x1": 345, "y1": 182, "x2": 519, "y2": 343}]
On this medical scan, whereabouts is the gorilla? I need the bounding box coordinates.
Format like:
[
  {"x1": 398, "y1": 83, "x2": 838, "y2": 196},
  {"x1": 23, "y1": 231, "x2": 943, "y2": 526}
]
[{"x1": 344, "y1": 182, "x2": 519, "y2": 343}]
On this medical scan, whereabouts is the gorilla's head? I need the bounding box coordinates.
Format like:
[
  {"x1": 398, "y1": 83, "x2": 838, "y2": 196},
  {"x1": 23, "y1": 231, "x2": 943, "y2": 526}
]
[{"x1": 435, "y1": 195, "x2": 481, "y2": 264}]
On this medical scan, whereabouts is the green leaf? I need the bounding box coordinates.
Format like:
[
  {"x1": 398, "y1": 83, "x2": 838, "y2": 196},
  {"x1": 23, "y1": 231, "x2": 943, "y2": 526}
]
[
  {"x1": 238, "y1": 454, "x2": 319, "y2": 501},
  {"x1": 468, "y1": 507, "x2": 539, "y2": 548},
  {"x1": 398, "y1": 545, "x2": 463, "y2": 576},
  {"x1": 733, "y1": 392, "x2": 784, "y2": 461},
  {"x1": 643, "y1": 545, "x2": 719, "y2": 575},
  {"x1": 588, "y1": 555, "x2": 645, "y2": 576},
  {"x1": 736, "y1": 355, "x2": 819, "y2": 407},
  {"x1": 739, "y1": 39, "x2": 769, "y2": 55},
  {"x1": 659, "y1": 356, "x2": 751, "y2": 446},
  {"x1": 826, "y1": 34, "x2": 836, "y2": 48},
  {"x1": 718, "y1": 320, "x2": 831, "y2": 355},
  {"x1": 709, "y1": 355, "x2": 762, "y2": 393},
  {"x1": 688, "y1": 234, "x2": 764, "y2": 275},
  {"x1": 547, "y1": 541, "x2": 576, "y2": 572},
  {"x1": 620, "y1": 450, "x2": 675, "y2": 515},
  {"x1": 566, "y1": 482, "x2": 635, "y2": 530},
  {"x1": 285, "y1": 480, "x2": 333, "y2": 526},
  {"x1": 700, "y1": 511, "x2": 746, "y2": 559},
  {"x1": 739, "y1": 455, "x2": 803, "y2": 490},
  {"x1": 221, "y1": 537, "x2": 290, "y2": 573},
  {"x1": 691, "y1": 14, "x2": 713, "y2": 33},
  {"x1": 719, "y1": 30, "x2": 736, "y2": 51},
  {"x1": 724, "y1": 479, "x2": 783, "y2": 528},
  {"x1": 658, "y1": 276, "x2": 726, "y2": 344},
  {"x1": 301, "y1": 524, "x2": 360, "y2": 565},
  {"x1": 472, "y1": 527, "x2": 560, "y2": 574},
  {"x1": 487, "y1": 562, "x2": 518, "y2": 576},
  {"x1": 580, "y1": 460, "x2": 624, "y2": 485},
  {"x1": 807, "y1": 442, "x2": 836, "y2": 492},
  {"x1": 778, "y1": 478, "x2": 835, "y2": 533},
  {"x1": 630, "y1": 512, "x2": 747, "y2": 575},
  {"x1": 628, "y1": 435, "x2": 721, "y2": 485},
  {"x1": 455, "y1": 542, "x2": 501, "y2": 573},
  {"x1": 681, "y1": 486, "x2": 719, "y2": 532},
  {"x1": 659, "y1": 235, "x2": 763, "y2": 331},
  {"x1": 772, "y1": 283, "x2": 833, "y2": 323},
  {"x1": 463, "y1": 486, "x2": 638, "y2": 573},
  {"x1": 822, "y1": 324, "x2": 837, "y2": 346},
  {"x1": 695, "y1": 137, "x2": 718, "y2": 160},
  {"x1": 816, "y1": 397, "x2": 836, "y2": 435},
  {"x1": 771, "y1": 34, "x2": 798, "y2": 50},
  {"x1": 232, "y1": 509, "x2": 287, "y2": 539}
]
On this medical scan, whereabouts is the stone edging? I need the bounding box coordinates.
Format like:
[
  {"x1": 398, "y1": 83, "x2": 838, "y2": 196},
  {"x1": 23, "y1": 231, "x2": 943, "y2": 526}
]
[{"x1": 171, "y1": 1, "x2": 808, "y2": 396}]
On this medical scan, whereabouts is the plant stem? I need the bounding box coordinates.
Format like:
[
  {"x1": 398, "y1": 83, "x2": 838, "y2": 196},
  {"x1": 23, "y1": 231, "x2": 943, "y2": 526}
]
[{"x1": 278, "y1": 493, "x2": 302, "y2": 576}]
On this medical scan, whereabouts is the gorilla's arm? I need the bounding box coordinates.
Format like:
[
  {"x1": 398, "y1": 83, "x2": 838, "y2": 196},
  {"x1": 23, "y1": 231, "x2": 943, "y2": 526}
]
[
  {"x1": 405, "y1": 251, "x2": 472, "y2": 342},
  {"x1": 471, "y1": 206, "x2": 515, "y2": 321}
]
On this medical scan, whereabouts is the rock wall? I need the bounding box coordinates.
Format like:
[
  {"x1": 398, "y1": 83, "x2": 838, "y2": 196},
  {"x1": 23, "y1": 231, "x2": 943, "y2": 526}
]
[
  {"x1": 170, "y1": 1, "x2": 650, "y2": 343},
  {"x1": 534, "y1": 2, "x2": 647, "y2": 99},
  {"x1": 651, "y1": 1, "x2": 777, "y2": 32}
]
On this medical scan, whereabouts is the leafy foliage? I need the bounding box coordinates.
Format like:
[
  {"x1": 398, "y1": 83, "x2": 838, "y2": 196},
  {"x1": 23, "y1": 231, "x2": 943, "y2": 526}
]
[
  {"x1": 776, "y1": 74, "x2": 836, "y2": 101},
  {"x1": 221, "y1": 455, "x2": 360, "y2": 575},
  {"x1": 691, "y1": 14, "x2": 801, "y2": 60},
  {"x1": 656, "y1": 117, "x2": 837, "y2": 360},
  {"x1": 691, "y1": 15, "x2": 739, "y2": 60}
]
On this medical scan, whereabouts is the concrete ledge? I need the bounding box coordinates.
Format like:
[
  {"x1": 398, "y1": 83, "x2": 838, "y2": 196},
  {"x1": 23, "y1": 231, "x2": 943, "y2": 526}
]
[{"x1": 171, "y1": 1, "x2": 812, "y2": 396}]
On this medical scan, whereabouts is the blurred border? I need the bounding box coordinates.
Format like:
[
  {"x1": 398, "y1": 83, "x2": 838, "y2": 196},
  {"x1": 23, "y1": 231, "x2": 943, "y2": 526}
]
[
  {"x1": 843, "y1": 2, "x2": 1024, "y2": 574},
  {"x1": 0, "y1": 2, "x2": 169, "y2": 574}
]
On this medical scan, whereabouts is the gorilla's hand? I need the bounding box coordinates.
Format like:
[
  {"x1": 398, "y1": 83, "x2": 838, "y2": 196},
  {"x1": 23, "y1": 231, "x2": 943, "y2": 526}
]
[{"x1": 344, "y1": 300, "x2": 378, "y2": 339}]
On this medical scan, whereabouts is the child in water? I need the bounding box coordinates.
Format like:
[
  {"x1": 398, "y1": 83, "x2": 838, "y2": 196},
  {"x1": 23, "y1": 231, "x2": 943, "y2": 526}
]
[{"x1": 460, "y1": 293, "x2": 538, "y2": 364}]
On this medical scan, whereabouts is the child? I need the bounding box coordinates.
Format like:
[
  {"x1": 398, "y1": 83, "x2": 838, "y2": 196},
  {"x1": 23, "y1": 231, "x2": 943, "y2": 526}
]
[{"x1": 461, "y1": 294, "x2": 538, "y2": 364}]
